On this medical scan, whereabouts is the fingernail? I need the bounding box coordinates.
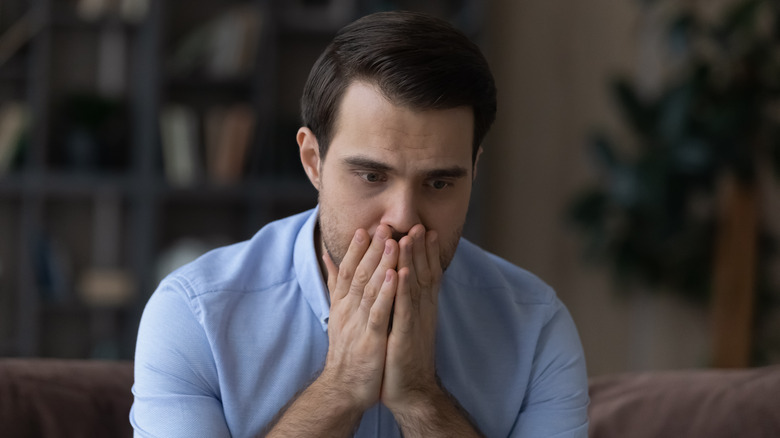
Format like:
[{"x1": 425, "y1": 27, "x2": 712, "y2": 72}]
[
  {"x1": 385, "y1": 270, "x2": 393, "y2": 282},
  {"x1": 385, "y1": 240, "x2": 393, "y2": 255},
  {"x1": 354, "y1": 230, "x2": 364, "y2": 243}
]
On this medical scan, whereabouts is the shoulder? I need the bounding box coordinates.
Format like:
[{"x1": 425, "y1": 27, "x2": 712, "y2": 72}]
[
  {"x1": 445, "y1": 238, "x2": 558, "y2": 306},
  {"x1": 159, "y1": 209, "x2": 314, "y2": 301}
]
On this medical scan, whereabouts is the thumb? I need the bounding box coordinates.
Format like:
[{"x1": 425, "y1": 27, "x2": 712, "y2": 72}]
[{"x1": 322, "y1": 251, "x2": 339, "y2": 299}]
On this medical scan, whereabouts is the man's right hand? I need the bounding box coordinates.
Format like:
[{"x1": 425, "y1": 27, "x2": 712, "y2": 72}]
[
  {"x1": 265, "y1": 225, "x2": 398, "y2": 437},
  {"x1": 319, "y1": 224, "x2": 400, "y2": 410}
]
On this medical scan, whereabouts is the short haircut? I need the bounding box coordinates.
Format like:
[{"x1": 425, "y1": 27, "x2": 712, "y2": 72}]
[{"x1": 301, "y1": 10, "x2": 497, "y2": 163}]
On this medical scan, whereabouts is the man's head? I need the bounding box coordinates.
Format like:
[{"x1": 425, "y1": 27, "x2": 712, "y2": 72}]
[
  {"x1": 298, "y1": 11, "x2": 497, "y2": 271},
  {"x1": 300, "y1": 11, "x2": 496, "y2": 164}
]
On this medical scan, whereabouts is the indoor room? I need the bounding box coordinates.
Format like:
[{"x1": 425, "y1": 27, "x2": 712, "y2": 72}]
[{"x1": 1, "y1": 0, "x2": 778, "y2": 436}]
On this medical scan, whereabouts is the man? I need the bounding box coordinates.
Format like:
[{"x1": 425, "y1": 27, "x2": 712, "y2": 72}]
[{"x1": 131, "y1": 11, "x2": 589, "y2": 437}]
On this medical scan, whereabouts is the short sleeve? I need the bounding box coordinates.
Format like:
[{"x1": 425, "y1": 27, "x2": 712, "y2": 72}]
[
  {"x1": 130, "y1": 280, "x2": 231, "y2": 438},
  {"x1": 510, "y1": 301, "x2": 589, "y2": 437}
]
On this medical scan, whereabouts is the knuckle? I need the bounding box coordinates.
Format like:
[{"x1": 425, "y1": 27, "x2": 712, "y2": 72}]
[
  {"x1": 417, "y1": 270, "x2": 432, "y2": 286},
  {"x1": 367, "y1": 307, "x2": 385, "y2": 330},
  {"x1": 352, "y1": 269, "x2": 371, "y2": 286},
  {"x1": 349, "y1": 283, "x2": 364, "y2": 298},
  {"x1": 338, "y1": 265, "x2": 353, "y2": 281},
  {"x1": 363, "y1": 283, "x2": 378, "y2": 300}
]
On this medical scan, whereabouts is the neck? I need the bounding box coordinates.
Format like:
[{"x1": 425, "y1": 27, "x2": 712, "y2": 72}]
[{"x1": 313, "y1": 223, "x2": 329, "y2": 284}]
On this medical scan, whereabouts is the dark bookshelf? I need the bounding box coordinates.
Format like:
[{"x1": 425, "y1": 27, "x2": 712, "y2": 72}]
[{"x1": 0, "y1": 0, "x2": 485, "y2": 359}]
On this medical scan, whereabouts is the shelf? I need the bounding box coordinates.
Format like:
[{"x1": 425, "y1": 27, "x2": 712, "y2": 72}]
[
  {"x1": 49, "y1": 2, "x2": 145, "y2": 32},
  {"x1": 0, "y1": 174, "x2": 26, "y2": 196},
  {"x1": 166, "y1": 75, "x2": 254, "y2": 91},
  {"x1": 2, "y1": 0, "x2": 483, "y2": 360},
  {"x1": 41, "y1": 300, "x2": 133, "y2": 314},
  {"x1": 0, "y1": 171, "x2": 137, "y2": 197},
  {"x1": 0, "y1": 172, "x2": 318, "y2": 203},
  {"x1": 0, "y1": 70, "x2": 26, "y2": 82},
  {"x1": 157, "y1": 177, "x2": 317, "y2": 203}
]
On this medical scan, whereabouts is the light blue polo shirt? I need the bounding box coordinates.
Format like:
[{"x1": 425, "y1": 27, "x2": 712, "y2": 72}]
[{"x1": 130, "y1": 207, "x2": 588, "y2": 437}]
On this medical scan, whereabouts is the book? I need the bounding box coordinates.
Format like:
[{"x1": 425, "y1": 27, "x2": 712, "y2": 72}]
[
  {"x1": 120, "y1": 0, "x2": 149, "y2": 23},
  {"x1": 0, "y1": 12, "x2": 34, "y2": 67},
  {"x1": 169, "y1": 4, "x2": 262, "y2": 79},
  {"x1": 206, "y1": 104, "x2": 255, "y2": 185},
  {"x1": 77, "y1": 267, "x2": 135, "y2": 307},
  {"x1": 33, "y1": 233, "x2": 72, "y2": 303},
  {"x1": 204, "y1": 105, "x2": 227, "y2": 179},
  {"x1": 0, "y1": 102, "x2": 27, "y2": 174},
  {"x1": 207, "y1": 4, "x2": 261, "y2": 79},
  {"x1": 159, "y1": 105, "x2": 200, "y2": 186},
  {"x1": 77, "y1": 0, "x2": 110, "y2": 21}
]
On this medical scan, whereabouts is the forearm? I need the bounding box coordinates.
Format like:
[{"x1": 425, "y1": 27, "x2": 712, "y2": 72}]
[
  {"x1": 392, "y1": 384, "x2": 484, "y2": 438},
  {"x1": 263, "y1": 377, "x2": 364, "y2": 438}
]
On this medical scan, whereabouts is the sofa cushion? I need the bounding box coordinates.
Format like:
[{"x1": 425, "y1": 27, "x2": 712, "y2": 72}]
[
  {"x1": 0, "y1": 359, "x2": 134, "y2": 438},
  {"x1": 588, "y1": 365, "x2": 780, "y2": 438}
]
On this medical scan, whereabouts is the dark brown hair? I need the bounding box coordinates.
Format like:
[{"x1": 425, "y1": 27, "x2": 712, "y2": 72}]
[{"x1": 301, "y1": 11, "x2": 497, "y2": 163}]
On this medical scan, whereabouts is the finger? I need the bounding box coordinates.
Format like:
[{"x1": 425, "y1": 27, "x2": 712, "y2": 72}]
[
  {"x1": 424, "y1": 230, "x2": 441, "y2": 307},
  {"x1": 397, "y1": 234, "x2": 414, "y2": 273},
  {"x1": 367, "y1": 269, "x2": 398, "y2": 333},
  {"x1": 426, "y1": 229, "x2": 442, "y2": 281},
  {"x1": 362, "y1": 239, "x2": 399, "y2": 310},
  {"x1": 322, "y1": 251, "x2": 339, "y2": 300},
  {"x1": 410, "y1": 225, "x2": 431, "y2": 287},
  {"x1": 397, "y1": 234, "x2": 418, "y2": 307},
  {"x1": 390, "y1": 266, "x2": 413, "y2": 334},
  {"x1": 349, "y1": 225, "x2": 392, "y2": 299},
  {"x1": 333, "y1": 228, "x2": 371, "y2": 301}
]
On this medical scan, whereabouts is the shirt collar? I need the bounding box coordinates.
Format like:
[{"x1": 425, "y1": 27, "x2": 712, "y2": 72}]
[{"x1": 293, "y1": 205, "x2": 331, "y2": 331}]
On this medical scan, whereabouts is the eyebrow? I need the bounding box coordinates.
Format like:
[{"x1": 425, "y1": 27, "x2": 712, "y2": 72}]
[
  {"x1": 342, "y1": 156, "x2": 468, "y2": 179},
  {"x1": 343, "y1": 156, "x2": 393, "y2": 173}
]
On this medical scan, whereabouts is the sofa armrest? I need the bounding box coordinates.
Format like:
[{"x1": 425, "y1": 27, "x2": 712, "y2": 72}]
[
  {"x1": 0, "y1": 359, "x2": 134, "y2": 438},
  {"x1": 588, "y1": 365, "x2": 780, "y2": 438}
]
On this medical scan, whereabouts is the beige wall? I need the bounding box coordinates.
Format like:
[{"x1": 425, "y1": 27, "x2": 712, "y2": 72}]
[{"x1": 483, "y1": 0, "x2": 711, "y2": 376}]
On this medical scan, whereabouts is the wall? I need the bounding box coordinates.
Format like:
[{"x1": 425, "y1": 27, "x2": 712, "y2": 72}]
[{"x1": 483, "y1": 0, "x2": 712, "y2": 376}]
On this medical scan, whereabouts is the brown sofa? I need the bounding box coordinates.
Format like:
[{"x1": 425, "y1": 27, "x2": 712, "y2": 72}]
[
  {"x1": 0, "y1": 359, "x2": 134, "y2": 438},
  {"x1": 588, "y1": 364, "x2": 780, "y2": 438},
  {"x1": 1, "y1": 358, "x2": 779, "y2": 437}
]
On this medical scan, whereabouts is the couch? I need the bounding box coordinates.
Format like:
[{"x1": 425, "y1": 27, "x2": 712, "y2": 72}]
[
  {"x1": 588, "y1": 364, "x2": 780, "y2": 437},
  {"x1": 1, "y1": 358, "x2": 779, "y2": 437},
  {"x1": 0, "y1": 359, "x2": 134, "y2": 438}
]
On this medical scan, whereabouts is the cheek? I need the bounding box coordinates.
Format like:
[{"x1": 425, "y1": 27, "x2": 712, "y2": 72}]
[
  {"x1": 420, "y1": 198, "x2": 470, "y2": 241},
  {"x1": 319, "y1": 180, "x2": 382, "y2": 229}
]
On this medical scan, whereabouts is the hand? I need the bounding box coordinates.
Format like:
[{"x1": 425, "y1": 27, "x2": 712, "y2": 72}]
[
  {"x1": 319, "y1": 225, "x2": 400, "y2": 410},
  {"x1": 381, "y1": 224, "x2": 443, "y2": 413}
]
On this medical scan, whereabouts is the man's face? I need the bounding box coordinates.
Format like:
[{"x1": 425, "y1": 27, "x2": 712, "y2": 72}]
[{"x1": 298, "y1": 81, "x2": 478, "y2": 271}]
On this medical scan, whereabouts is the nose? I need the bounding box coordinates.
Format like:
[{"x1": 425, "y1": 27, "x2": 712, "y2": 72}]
[{"x1": 380, "y1": 185, "x2": 420, "y2": 239}]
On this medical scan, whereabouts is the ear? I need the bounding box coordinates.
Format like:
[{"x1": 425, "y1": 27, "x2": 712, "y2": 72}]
[
  {"x1": 472, "y1": 146, "x2": 484, "y2": 181},
  {"x1": 298, "y1": 127, "x2": 322, "y2": 191}
]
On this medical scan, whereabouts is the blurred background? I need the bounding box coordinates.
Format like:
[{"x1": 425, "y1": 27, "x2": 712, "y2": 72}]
[{"x1": 1, "y1": 0, "x2": 779, "y2": 377}]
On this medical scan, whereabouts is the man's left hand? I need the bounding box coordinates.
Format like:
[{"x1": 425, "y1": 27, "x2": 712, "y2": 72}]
[{"x1": 381, "y1": 224, "x2": 442, "y2": 412}]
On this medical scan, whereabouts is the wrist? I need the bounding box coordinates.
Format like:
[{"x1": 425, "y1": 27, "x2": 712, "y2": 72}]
[
  {"x1": 388, "y1": 384, "x2": 484, "y2": 438},
  {"x1": 315, "y1": 366, "x2": 376, "y2": 412},
  {"x1": 264, "y1": 374, "x2": 366, "y2": 437},
  {"x1": 385, "y1": 382, "x2": 444, "y2": 419}
]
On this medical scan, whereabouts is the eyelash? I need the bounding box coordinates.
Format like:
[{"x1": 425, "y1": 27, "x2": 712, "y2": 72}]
[
  {"x1": 427, "y1": 180, "x2": 452, "y2": 190},
  {"x1": 357, "y1": 172, "x2": 386, "y2": 183},
  {"x1": 356, "y1": 172, "x2": 453, "y2": 190}
]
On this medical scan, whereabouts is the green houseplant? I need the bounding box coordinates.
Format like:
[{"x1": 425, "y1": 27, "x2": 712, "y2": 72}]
[{"x1": 569, "y1": 0, "x2": 780, "y2": 365}]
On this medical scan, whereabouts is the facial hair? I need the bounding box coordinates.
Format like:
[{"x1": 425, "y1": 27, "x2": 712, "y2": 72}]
[{"x1": 317, "y1": 202, "x2": 463, "y2": 273}]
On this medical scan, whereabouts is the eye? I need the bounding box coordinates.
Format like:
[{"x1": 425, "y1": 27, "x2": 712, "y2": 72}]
[
  {"x1": 428, "y1": 180, "x2": 451, "y2": 190},
  {"x1": 358, "y1": 172, "x2": 385, "y2": 183}
]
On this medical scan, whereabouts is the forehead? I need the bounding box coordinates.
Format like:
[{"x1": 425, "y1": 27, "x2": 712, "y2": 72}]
[{"x1": 328, "y1": 81, "x2": 474, "y2": 167}]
